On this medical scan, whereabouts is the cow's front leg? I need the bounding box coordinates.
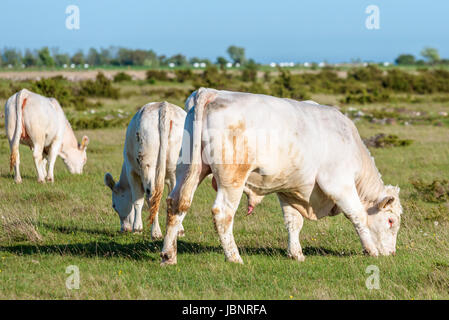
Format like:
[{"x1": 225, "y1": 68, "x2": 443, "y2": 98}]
[
  {"x1": 128, "y1": 172, "x2": 144, "y2": 233},
  {"x1": 32, "y1": 145, "x2": 46, "y2": 183},
  {"x1": 132, "y1": 198, "x2": 144, "y2": 233},
  {"x1": 212, "y1": 186, "x2": 245, "y2": 264},
  {"x1": 320, "y1": 181, "x2": 379, "y2": 256},
  {"x1": 278, "y1": 195, "x2": 305, "y2": 262},
  {"x1": 46, "y1": 141, "x2": 61, "y2": 182}
]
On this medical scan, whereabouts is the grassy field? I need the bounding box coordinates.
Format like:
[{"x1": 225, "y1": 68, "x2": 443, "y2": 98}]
[{"x1": 0, "y1": 75, "x2": 448, "y2": 299}]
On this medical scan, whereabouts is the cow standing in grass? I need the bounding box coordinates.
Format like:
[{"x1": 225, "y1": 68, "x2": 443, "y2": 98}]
[
  {"x1": 5, "y1": 89, "x2": 89, "y2": 183},
  {"x1": 104, "y1": 102, "x2": 186, "y2": 237},
  {"x1": 161, "y1": 88, "x2": 402, "y2": 265}
]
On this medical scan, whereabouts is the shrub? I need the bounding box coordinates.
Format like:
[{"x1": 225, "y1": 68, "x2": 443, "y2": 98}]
[
  {"x1": 113, "y1": 72, "x2": 132, "y2": 82},
  {"x1": 80, "y1": 72, "x2": 120, "y2": 99},
  {"x1": 146, "y1": 70, "x2": 169, "y2": 82},
  {"x1": 349, "y1": 65, "x2": 383, "y2": 82},
  {"x1": 363, "y1": 133, "x2": 413, "y2": 148},
  {"x1": 411, "y1": 179, "x2": 449, "y2": 203},
  {"x1": 342, "y1": 87, "x2": 391, "y2": 104},
  {"x1": 174, "y1": 69, "x2": 194, "y2": 83}
]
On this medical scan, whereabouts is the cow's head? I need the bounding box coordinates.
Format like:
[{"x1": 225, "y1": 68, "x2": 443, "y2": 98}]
[
  {"x1": 367, "y1": 185, "x2": 402, "y2": 256},
  {"x1": 63, "y1": 136, "x2": 89, "y2": 174},
  {"x1": 104, "y1": 173, "x2": 133, "y2": 231}
]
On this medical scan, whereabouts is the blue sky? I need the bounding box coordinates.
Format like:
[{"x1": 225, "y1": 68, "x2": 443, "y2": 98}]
[{"x1": 1, "y1": 0, "x2": 448, "y2": 63}]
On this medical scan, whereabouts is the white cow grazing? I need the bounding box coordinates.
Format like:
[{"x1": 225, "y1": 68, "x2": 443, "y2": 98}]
[
  {"x1": 5, "y1": 89, "x2": 89, "y2": 183},
  {"x1": 161, "y1": 88, "x2": 402, "y2": 265},
  {"x1": 104, "y1": 102, "x2": 186, "y2": 238}
]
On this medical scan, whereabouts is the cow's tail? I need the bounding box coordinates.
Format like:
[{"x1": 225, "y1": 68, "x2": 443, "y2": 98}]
[
  {"x1": 177, "y1": 87, "x2": 217, "y2": 213},
  {"x1": 148, "y1": 102, "x2": 171, "y2": 225},
  {"x1": 10, "y1": 89, "x2": 27, "y2": 171}
]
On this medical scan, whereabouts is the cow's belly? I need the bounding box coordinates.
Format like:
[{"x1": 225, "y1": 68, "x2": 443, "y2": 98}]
[{"x1": 246, "y1": 171, "x2": 340, "y2": 220}]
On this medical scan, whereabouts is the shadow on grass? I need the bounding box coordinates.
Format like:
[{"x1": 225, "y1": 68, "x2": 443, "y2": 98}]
[
  {"x1": 0, "y1": 239, "x2": 357, "y2": 261},
  {"x1": 42, "y1": 223, "x2": 119, "y2": 237}
]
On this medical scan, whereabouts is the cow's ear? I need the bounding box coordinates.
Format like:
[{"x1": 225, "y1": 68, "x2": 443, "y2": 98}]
[
  {"x1": 378, "y1": 196, "x2": 395, "y2": 210},
  {"x1": 104, "y1": 173, "x2": 115, "y2": 191},
  {"x1": 80, "y1": 136, "x2": 89, "y2": 150}
]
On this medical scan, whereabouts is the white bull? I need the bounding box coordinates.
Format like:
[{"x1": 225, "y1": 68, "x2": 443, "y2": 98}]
[
  {"x1": 161, "y1": 88, "x2": 402, "y2": 265},
  {"x1": 104, "y1": 102, "x2": 186, "y2": 238},
  {"x1": 5, "y1": 89, "x2": 89, "y2": 183}
]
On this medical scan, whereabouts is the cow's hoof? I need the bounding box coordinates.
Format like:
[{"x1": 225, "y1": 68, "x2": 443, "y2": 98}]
[
  {"x1": 37, "y1": 179, "x2": 45, "y2": 184},
  {"x1": 226, "y1": 255, "x2": 244, "y2": 264},
  {"x1": 160, "y1": 252, "x2": 177, "y2": 266},
  {"x1": 151, "y1": 233, "x2": 163, "y2": 241},
  {"x1": 177, "y1": 229, "x2": 185, "y2": 237},
  {"x1": 363, "y1": 248, "x2": 379, "y2": 257},
  {"x1": 14, "y1": 178, "x2": 22, "y2": 184},
  {"x1": 133, "y1": 229, "x2": 143, "y2": 234},
  {"x1": 46, "y1": 177, "x2": 54, "y2": 183},
  {"x1": 288, "y1": 253, "x2": 305, "y2": 262}
]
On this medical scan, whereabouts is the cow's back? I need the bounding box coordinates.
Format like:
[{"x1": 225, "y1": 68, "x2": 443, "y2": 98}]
[{"x1": 202, "y1": 90, "x2": 365, "y2": 193}]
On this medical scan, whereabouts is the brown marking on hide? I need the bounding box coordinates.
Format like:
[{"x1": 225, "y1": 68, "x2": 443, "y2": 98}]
[
  {"x1": 166, "y1": 197, "x2": 175, "y2": 215},
  {"x1": 9, "y1": 152, "x2": 16, "y2": 172},
  {"x1": 279, "y1": 192, "x2": 318, "y2": 221},
  {"x1": 222, "y1": 127, "x2": 251, "y2": 187},
  {"x1": 166, "y1": 210, "x2": 178, "y2": 226},
  {"x1": 20, "y1": 98, "x2": 29, "y2": 140},
  {"x1": 211, "y1": 207, "x2": 220, "y2": 216},
  {"x1": 224, "y1": 214, "x2": 233, "y2": 231},
  {"x1": 169, "y1": 120, "x2": 173, "y2": 134},
  {"x1": 149, "y1": 188, "x2": 163, "y2": 225},
  {"x1": 216, "y1": 120, "x2": 251, "y2": 188}
]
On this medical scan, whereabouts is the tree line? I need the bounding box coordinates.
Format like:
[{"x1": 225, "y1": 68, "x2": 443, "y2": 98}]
[
  {"x1": 395, "y1": 47, "x2": 449, "y2": 66},
  {"x1": 0, "y1": 45, "x2": 248, "y2": 68}
]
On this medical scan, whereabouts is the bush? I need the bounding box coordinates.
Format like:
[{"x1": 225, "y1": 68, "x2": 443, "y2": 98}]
[
  {"x1": 113, "y1": 72, "x2": 132, "y2": 82},
  {"x1": 411, "y1": 179, "x2": 449, "y2": 203},
  {"x1": 342, "y1": 87, "x2": 391, "y2": 104},
  {"x1": 174, "y1": 69, "x2": 194, "y2": 83},
  {"x1": 80, "y1": 72, "x2": 120, "y2": 99},
  {"x1": 363, "y1": 133, "x2": 413, "y2": 148},
  {"x1": 68, "y1": 113, "x2": 132, "y2": 130},
  {"x1": 193, "y1": 65, "x2": 230, "y2": 89},
  {"x1": 269, "y1": 69, "x2": 311, "y2": 100},
  {"x1": 146, "y1": 70, "x2": 169, "y2": 82},
  {"x1": 349, "y1": 65, "x2": 383, "y2": 82}
]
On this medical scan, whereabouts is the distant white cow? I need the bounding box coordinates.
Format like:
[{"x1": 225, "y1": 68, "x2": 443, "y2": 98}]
[
  {"x1": 161, "y1": 88, "x2": 402, "y2": 265},
  {"x1": 104, "y1": 102, "x2": 186, "y2": 238},
  {"x1": 5, "y1": 89, "x2": 89, "y2": 183}
]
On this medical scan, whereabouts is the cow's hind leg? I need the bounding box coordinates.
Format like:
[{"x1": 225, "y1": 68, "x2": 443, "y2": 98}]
[
  {"x1": 212, "y1": 183, "x2": 246, "y2": 264},
  {"x1": 161, "y1": 165, "x2": 210, "y2": 265},
  {"x1": 9, "y1": 142, "x2": 22, "y2": 183},
  {"x1": 278, "y1": 194, "x2": 305, "y2": 262},
  {"x1": 166, "y1": 171, "x2": 184, "y2": 237}
]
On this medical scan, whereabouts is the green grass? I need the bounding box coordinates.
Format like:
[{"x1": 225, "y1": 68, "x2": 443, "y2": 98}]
[{"x1": 0, "y1": 85, "x2": 448, "y2": 299}]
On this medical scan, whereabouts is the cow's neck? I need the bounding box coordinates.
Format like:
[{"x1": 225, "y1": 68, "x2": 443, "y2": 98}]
[{"x1": 60, "y1": 120, "x2": 79, "y2": 156}]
